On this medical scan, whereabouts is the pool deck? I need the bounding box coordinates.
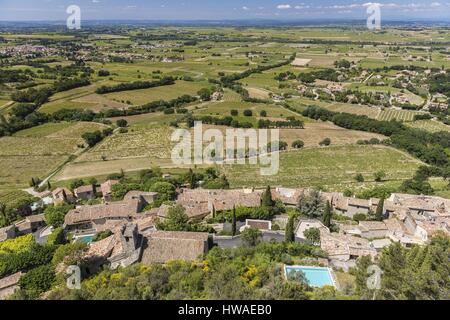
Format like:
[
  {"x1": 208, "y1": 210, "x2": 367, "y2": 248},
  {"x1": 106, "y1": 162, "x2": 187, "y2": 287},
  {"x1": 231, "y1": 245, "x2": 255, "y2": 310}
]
[{"x1": 284, "y1": 265, "x2": 338, "y2": 288}]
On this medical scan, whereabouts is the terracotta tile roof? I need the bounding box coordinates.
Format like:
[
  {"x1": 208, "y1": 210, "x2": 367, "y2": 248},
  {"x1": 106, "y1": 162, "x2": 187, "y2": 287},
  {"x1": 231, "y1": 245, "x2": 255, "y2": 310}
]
[
  {"x1": 124, "y1": 191, "x2": 158, "y2": 201},
  {"x1": 100, "y1": 180, "x2": 119, "y2": 195},
  {"x1": 320, "y1": 231, "x2": 376, "y2": 259},
  {"x1": 359, "y1": 221, "x2": 388, "y2": 232},
  {"x1": 141, "y1": 231, "x2": 209, "y2": 264},
  {"x1": 74, "y1": 185, "x2": 94, "y2": 194},
  {"x1": 52, "y1": 187, "x2": 73, "y2": 198},
  {"x1": 0, "y1": 272, "x2": 22, "y2": 290},
  {"x1": 271, "y1": 188, "x2": 305, "y2": 205},
  {"x1": 177, "y1": 189, "x2": 262, "y2": 218},
  {"x1": 64, "y1": 200, "x2": 140, "y2": 226}
]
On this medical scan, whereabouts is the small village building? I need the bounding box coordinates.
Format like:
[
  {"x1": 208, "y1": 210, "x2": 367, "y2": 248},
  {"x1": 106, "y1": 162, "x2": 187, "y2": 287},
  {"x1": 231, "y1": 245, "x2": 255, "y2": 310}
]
[
  {"x1": 64, "y1": 198, "x2": 147, "y2": 232},
  {"x1": 15, "y1": 214, "x2": 46, "y2": 236},
  {"x1": 241, "y1": 219, "x2": 272, "y2": 232},
  {"x1": 141, "y1": 231, "x2": 210, "y2": 264},
  {"x1": 0, "y1": 225, "x2": 16, "y2": 242},
  {"x1": 295, "y1": 219, "x2": 329, "y2": 240},
  {"x1": 74, "y1": 185, "x2": 96, "y2": 200},
  {"x1": 358, "y1": 221, "x2": 388, "y2": 239},
  {"x1": 100, "y1": 180, "x2": 119, "y2": 202},
  {"x1": 0, "y1": 272, "x2": 22, "y2": 300},
  {"x1": 52, "y1": 187, "x2": 75, "y2": 204},
  {"x1": 124, "y1": 191, "x2": 158, "y2": 204}
]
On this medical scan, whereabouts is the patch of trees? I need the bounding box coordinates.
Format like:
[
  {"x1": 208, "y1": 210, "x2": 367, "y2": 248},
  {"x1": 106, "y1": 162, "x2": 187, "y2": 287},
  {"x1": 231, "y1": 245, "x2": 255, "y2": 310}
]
[
  {"x1": 193, "y1": 115, "x2": 253, "y2": 128},
  {"x1": 257, "y1": 117, "x2": 304, "y2": 129},
  {"x1": 354, "y1": 236, "x2": 449, "y2": 300},
  {"x1": 0, "y1": 243, "x2": 56, "y2": 278},
  {"x1": 95, "y1": 76, "x2": 175, "y2": 94},
  {"x1": 0, "y1": 69, "x2": 32, "y2": 83},
  {"x1": 53, "y1": 78, "x2": 91, "y2": 93},
  {"x1": 82, "y1": 130, "x2": 107, "y2": 148}
]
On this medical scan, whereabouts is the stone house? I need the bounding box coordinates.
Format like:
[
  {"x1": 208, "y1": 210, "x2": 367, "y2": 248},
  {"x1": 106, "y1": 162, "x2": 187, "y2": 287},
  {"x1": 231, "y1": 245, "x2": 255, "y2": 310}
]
[
  {"x1": 0, "y1": 272, "x2": 22, "y2": 300},
  {"x1": 141, "y1": 231, "x2": 211, "y2": 264},
  {"x1": 0, "y1": 225, "x2": 16, "y2": 242},
  {"x1": 74, "y1": 185, "x2": 96, "y2": 200},
  {"x1": 52, "y1": 187, "x2": 76, "y2": 205}
]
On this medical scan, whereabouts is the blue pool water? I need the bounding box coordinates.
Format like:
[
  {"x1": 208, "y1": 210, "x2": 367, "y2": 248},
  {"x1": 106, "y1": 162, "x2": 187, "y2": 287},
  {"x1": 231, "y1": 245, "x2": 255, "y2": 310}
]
[
  {"x1": 76, "y1": 235, "x2": 94, "y2": 244},
  {"x1": 284, "y1": 266, "x2": 335, "y2": 287}
]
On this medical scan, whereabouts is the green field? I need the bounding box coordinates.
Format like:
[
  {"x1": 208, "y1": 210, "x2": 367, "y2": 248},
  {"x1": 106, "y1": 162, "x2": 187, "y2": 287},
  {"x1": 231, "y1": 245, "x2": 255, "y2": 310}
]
[
  {"x1": 222, "y1": 145, "x2": 422, "y2": 190},
  {"x1": 0, "y1": 122, "x2": 108, "y2": 190}
]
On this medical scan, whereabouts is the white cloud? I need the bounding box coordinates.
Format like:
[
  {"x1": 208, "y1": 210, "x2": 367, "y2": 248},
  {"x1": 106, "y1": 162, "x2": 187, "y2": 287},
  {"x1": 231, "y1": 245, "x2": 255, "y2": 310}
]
[{"x1": 277, "y1": 4, "x2": 292, "y2": 10}]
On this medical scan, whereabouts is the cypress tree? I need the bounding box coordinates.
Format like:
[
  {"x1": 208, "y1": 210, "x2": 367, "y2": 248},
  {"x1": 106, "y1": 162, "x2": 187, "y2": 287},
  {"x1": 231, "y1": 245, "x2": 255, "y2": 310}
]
[
  {"x1": 261, "y1": 185, "x2": 274, "y2": 207},
  {"x1": 323, "y1": 201, "x2": 332, "y2": 228},
  {"x1": 285, "y1": 215, "x2": 295, "y2": 242},
  {"x1": 232, "y1": 206, "x2": 237, "y2": 236},
  {"x1": 375, "y1": 197, "x2": 385, "y2": 221}
]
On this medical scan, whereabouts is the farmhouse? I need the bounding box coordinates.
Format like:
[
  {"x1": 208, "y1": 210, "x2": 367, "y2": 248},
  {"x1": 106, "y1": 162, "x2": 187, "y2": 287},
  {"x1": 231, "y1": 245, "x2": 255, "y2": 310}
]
[
  {"x1": 331, "y1": 196, "x2": 379, "y2": 218},
  {"x1": 0, "y1": 272, "x2": 22, "y2": 300},
  {"x1": 295, "y1": 219, "x2": 329, "y2": 240},
  {"x1": 358, "y1": 221, "x2": 389, "y2": 239},
  {"x1": 100, "y1": 180, "x2": 119, "y2": 202},
  {"x1": 0, "y1": 225, "x2": 16, "y2": 242},
  {"x1": 74, "y1": 185, "x2": 96, "y2": 200},
  {"x1": 64, "y1": 198, "x2": 146, "y2": 232},
  {"x1": 386, "y1": 193, "x2": 450, "y2": 219},
  {"x1": 320, "y1": 230, "x2": 377, "y2": 269},
  {"x1": 85, "y1": 223, "x2": 144, "y2": 273},
  {"x1": 177, "y1": 189, "x2": 262, "y2": 219},
  {"x1": 141, "y1": 231, "x2": 210, "y2": 264},
  {"x1": 124, "y1": 191, "x2": 158, "y2": 204},
  {"x1": 52, "y1": 187, "x2": 76, "y2": 204},
  {"x1": 15, "y1": 214, "x2": 45, "y2": 236}
]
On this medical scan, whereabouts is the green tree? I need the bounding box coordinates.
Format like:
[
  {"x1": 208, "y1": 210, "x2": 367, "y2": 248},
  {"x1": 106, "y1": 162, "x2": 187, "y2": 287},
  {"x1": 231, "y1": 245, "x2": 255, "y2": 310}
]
[
  {"x1": 44, "y1": 204, "x2": 73, "y2": 228},
  {"x1": 292, "y1": 140, "x2": 305, "y2": 149},
  {"x1": 261, "y1": 186, "x2": 274, "y2": 208},
  {"x1": 285, "y1": 215, "x2": 295, "y2": 242},
  {"x1": 375, "y1": 197, "x2": 385, "y2": 221},
  {"x1": 231, "y1": 206, "x2": 237, "y2": 236},
  {"x1": 18, "y1": 264, "x2": 56, "y2": 298},
  {"x1": 159, "y1": 205, "x2": 189, "y2": 231},
  {"x1": 241, "y1": 228, "x2": 262, "y2": 247},
  {"x1": 116, "y1": 119, "x2": 128, "y2": 128},
  {"x1": 304, "y1": 228, "x2": 321, "y2": 245},
  {"x1": 374, "y1": 171, "x2": 386, "y2": 182},
  {"x1": 46, "y1": 227, "x2": 66, "y2": 245},
  {"x1": 323, "y1": 201, "x2": 332, "y2": 228},
  {"x1": 297, "y1": 189, "x2": 324, "y2": 219}
]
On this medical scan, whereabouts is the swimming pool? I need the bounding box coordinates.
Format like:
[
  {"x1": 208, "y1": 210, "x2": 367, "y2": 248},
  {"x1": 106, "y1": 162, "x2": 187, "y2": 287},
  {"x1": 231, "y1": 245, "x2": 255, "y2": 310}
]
[
  {"x1": 284, "y1": 265, "x2": 336, "y2": 288},
  {"x1": 74, "y1": 234, "x2": 94, "y2": 244}
]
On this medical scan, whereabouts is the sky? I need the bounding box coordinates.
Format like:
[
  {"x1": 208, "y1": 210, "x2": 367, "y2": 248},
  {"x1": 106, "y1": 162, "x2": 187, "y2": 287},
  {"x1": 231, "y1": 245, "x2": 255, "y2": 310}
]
[{"x1": 0, "y1": 0, "x2": 449, "y2": 21}]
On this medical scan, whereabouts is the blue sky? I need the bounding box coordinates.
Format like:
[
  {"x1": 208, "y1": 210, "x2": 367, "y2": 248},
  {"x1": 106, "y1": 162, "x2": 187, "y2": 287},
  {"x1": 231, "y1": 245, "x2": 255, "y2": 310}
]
[{"x1": 0, "y1": 0, "x2": 449, "y2": 21}]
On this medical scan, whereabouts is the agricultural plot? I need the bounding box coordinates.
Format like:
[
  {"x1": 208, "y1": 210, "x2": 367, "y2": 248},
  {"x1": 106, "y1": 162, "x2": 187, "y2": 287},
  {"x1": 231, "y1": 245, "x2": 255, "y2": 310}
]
[
  {"x1": 223, "y1": 145, "x2": 422, "y2": 190},
  {"x1": 0, "y1": 122, "x2": 108, "y2": 190},
  {"x1": 378, "y1": 109, "x2": 419, "y2": 122},
  {"x1": 103, "y1": 80, "x2": 209, "y2": 105},
  {"x1": 406, "y1": 120, "x2": 450, "y2": 133}
]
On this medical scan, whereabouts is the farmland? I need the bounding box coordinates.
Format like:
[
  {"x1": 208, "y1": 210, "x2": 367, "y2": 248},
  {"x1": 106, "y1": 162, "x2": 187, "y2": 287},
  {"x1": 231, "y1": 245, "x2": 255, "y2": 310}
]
[
  {"x1": 223, "y1": 145, "x2": 423, "y2": 190},
  {"x1": 0, "y1": 25, "x2": 449, "y2": 199},
  {"x1": 0, "y1": 122, "x2": 108, "y2": 191}
]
